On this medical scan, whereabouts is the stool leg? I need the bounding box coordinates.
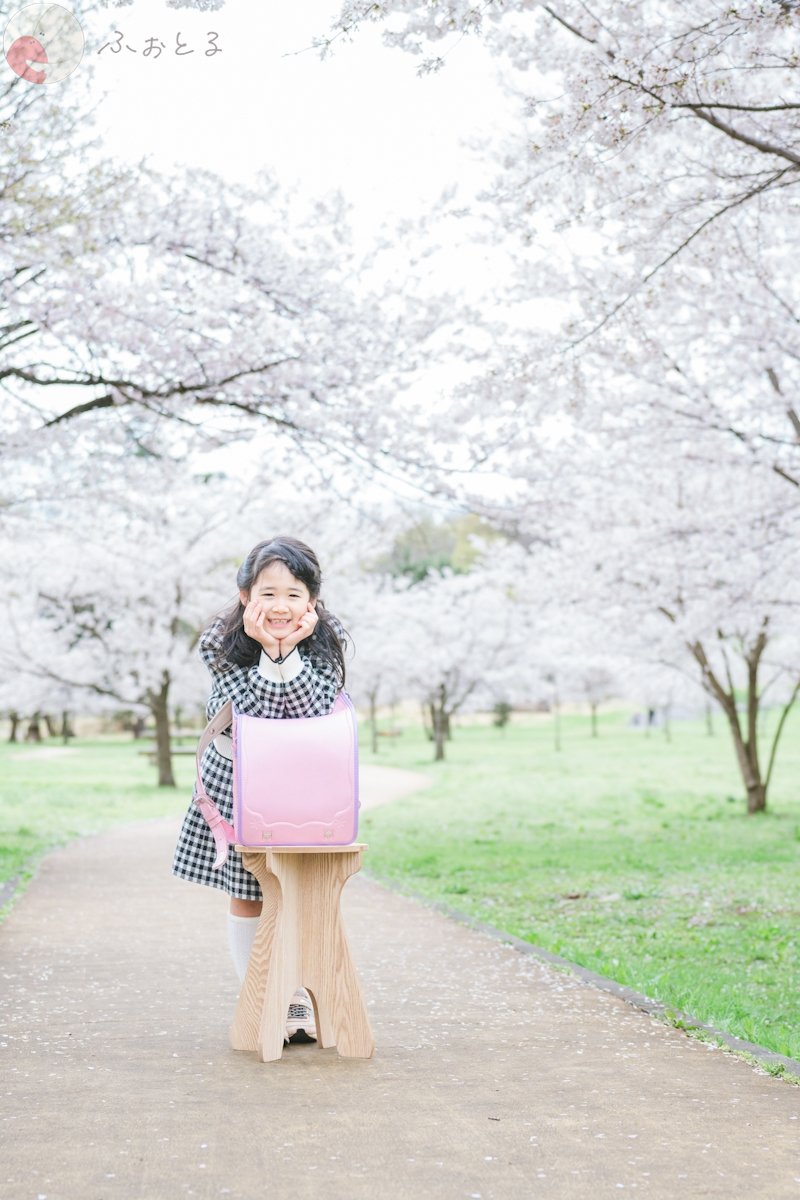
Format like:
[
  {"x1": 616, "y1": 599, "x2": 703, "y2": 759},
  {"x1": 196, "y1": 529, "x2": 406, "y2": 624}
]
[
  {"x1": 229, "y1": 859, "x2": 285, "y2": 1059},
  {"x1": 256, "y1": 856, "x2": 302, "y2": 1063},
  {"x1": 304, "y1": 918, "x2": 374, "y2": 1058},
  {"x1": 291, "y1": 852, "x2": 374, "y2": 1060}
]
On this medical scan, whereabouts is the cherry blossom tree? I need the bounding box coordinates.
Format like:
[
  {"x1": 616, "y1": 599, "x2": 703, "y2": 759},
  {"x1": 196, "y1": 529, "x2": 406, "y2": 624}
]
[
  {"x1": 2, "y1": 9, "x2": 492, "y2": 506},
  {"x1": 0, "y1": 670, "x2": 80, "y2": 745},
  {"x1": 336, "y1": 573, "x2": 415, "y2": 752},
  {"x1": 4, "y1": 150, "x2": 490, "y2": 516},
  {"x1": 619, "y1": 656, "x2": 709, "y2": 742},
  {"x1": 0, "y1": 497, "x2": 213, "y2": 783},
  {"x1": 0, "y1": 22, "x2": 153, "y2": 442},
  {"x1": 0, "y1": 422, "x2": 405, "y2": 781},
  {"x1": 319, "y1": 2, "x2": 799, "y2": 491},
  {"x1": 383, "y1": 537, "x2": 538, "y2": 760},
  {"x1": 541, "y1": 432, "x2": 800, "y2": 812}
]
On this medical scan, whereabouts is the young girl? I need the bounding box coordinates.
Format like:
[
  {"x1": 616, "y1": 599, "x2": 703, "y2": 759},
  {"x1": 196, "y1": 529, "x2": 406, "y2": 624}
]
[{"x1": 172, "y1": 535, "x2": 350, "y2": 1043}]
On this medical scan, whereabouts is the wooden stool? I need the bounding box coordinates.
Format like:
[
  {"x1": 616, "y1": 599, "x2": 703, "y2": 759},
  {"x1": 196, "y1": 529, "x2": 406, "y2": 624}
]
[{"x1": 229, "y1": 844, "x2": 374, "y2": 1062}]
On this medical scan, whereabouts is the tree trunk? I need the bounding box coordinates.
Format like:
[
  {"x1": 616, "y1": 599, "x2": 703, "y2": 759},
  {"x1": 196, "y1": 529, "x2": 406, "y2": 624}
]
[
  {"x1": 432, "y1": 712, "x2": 446, "y2": 761},
  {"x1": 744, "y1": 645, "x2": 764, "y2": 812},
  {"x1": 688, "y1": 628, "x2": 769, "y2": 813},
  {"x1": 421, "y1": 701, "x2": 433, "y2": 742},
  {"x1": 431, "y1": 684, "x2": 447, "y2": 761},
  {"x1": 725, "y1": 707, "x2": 767, "y2": 813},
  {"x1": 705, "y1": 701, "x2": 714, "y2": 736},
  {"x1": 8, "y1": 711, "x2": 20, "y2": 743},
  {"x1": 60, "y1": 711, "x2": 75, "y2": 744},
  {"x1": 590, "y1": 702, "x2": 598, "y2": 738},
  {"x1": 43, "y1": 713, "x2": 59, "y2": 738},
  {"x1": 25, "y1": 712, "x2": 43, "y2": 742},
  {"x1": 762, "y1": 679, "x2": 800, "y2": 800},
  {"x1": 149, "y1": 676, "x2": 175, "y2": 787},
  {"x1": 551, "y1": 680, "x2": 561, "y2": 752},
  {"x1": 443, "y1": 710, "x2": 452, "y2": 741}
]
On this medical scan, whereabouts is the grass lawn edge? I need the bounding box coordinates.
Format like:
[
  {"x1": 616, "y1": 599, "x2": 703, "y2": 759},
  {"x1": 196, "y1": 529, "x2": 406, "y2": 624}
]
[
  {"x1": 0, "y1": 814, "x2": 179, "y2": 923},
  {"x1": 0, "y1": 871, "x2": 27, "y2": 919},
  {"x1": 362, "y1": 868, "x2": 800, "y2": 1087}
]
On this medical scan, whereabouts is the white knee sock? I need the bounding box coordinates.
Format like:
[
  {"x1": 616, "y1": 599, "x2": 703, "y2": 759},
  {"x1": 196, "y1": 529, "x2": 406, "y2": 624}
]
[{"x1": 227, "y1": 914, "x2": 259, "y2": 982}]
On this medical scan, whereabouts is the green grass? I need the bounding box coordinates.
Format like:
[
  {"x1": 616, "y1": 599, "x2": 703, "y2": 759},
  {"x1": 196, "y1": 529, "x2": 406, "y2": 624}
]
[
  {"x1": 2, "y1": 707, "x2": 798, "y2": 1066},
  {"x1": 358, "y1": 705, "x2": 800, "y2": 1064},
  {"x1": 0, "y1": 737, "x2": 194, "y2": 895}
]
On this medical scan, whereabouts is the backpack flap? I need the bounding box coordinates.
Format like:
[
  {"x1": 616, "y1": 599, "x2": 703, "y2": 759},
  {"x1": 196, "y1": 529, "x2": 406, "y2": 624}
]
[{"x1": 232, "y1": 690, "x2": 359, "y2": 848}]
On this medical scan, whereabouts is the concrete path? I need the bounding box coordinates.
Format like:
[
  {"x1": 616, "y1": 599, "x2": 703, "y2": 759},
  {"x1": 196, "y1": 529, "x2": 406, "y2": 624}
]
[
  {"x1": 358, "y1": 761, "x2": 433, "y2": 808},
  {"x1": 2, "y1": 775, "x2": 799, "y2": 1199}
]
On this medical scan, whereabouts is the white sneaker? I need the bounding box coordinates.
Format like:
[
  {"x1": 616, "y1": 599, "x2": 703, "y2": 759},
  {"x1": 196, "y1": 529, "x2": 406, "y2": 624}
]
[{"x1": 286, "y1": 987, "x2": 317, "y2": 1043}]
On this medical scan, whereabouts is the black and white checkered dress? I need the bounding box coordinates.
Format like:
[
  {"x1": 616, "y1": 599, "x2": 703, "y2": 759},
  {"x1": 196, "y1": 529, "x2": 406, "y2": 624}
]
[{"x1": 171, "y1": 615, "x2": 340, "y2": 900}]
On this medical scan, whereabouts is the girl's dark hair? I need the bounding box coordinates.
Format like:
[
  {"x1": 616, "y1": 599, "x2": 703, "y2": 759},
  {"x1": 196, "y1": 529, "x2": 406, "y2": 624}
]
[{"x1": 213, "y1": 536, "x2": 349, "y2": 689}]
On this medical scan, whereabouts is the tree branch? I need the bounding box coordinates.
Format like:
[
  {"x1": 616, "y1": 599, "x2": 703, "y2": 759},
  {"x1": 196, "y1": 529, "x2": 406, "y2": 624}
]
[
  {"x1": 689, "y1": 104, "x2": 800, "y2": 168},
  {"x1": 607, "y1": 72, "x2": 800, "y2": 166},
  {"x1": 763, "y1": 676, "x2": 800, "y2": 793}
]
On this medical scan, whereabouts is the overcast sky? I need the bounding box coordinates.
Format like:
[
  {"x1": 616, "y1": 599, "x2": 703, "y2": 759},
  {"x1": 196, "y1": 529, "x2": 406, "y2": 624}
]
[{"x1": 82, "y1": 0, "x2": 514, "y2": 243}]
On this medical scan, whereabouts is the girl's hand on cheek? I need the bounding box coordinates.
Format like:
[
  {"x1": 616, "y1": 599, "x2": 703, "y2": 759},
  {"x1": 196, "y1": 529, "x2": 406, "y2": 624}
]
[
  {"x1": 242, "y1": 599, "x2": 281, "y2": 655},
  {"x1": 279, "y1": 602, "x2": 318, "y2": 652}
]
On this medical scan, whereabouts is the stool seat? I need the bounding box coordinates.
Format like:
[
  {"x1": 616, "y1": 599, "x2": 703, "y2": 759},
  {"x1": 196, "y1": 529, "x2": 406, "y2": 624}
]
[{"x1": 229, "y1": 843, "x2": 374, "y2": 1062}]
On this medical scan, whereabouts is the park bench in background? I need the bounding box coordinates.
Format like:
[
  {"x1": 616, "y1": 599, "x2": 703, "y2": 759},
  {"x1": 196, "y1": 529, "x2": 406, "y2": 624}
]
[{"x1": 136, "y1": 730, "x2": 203, "y2": 761}]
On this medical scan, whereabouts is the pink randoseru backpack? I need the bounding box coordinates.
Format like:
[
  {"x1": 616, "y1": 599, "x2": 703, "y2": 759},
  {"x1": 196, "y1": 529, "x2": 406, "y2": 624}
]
[{"x1": 194, "y1": 691, "x2": 360, "y2": 867}]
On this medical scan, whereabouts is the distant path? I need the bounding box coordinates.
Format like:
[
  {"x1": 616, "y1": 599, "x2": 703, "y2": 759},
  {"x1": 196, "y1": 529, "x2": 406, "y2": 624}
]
[
  {"x1": 9, "y1": 745, "x2": 73, "y2": 761},
  {"x1": 358, "y1": 762, "x2": 432, "y2": 809}
]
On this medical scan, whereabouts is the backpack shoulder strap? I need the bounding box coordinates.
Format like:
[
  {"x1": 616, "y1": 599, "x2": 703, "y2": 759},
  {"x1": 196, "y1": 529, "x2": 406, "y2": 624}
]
[
  {"x1": 196, "y1": 700, "x2": 234, "y2": 767},
  {"x1": 193, "y1": 700, "x2": 235, "y2": 869}
]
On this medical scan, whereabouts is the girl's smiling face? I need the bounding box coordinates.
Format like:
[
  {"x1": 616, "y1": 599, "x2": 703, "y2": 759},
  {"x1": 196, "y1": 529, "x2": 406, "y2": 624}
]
[{"x1": 241, "y1": 559, "x2": 314, "y2": 640}]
